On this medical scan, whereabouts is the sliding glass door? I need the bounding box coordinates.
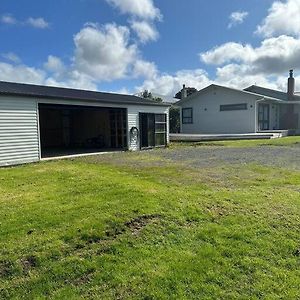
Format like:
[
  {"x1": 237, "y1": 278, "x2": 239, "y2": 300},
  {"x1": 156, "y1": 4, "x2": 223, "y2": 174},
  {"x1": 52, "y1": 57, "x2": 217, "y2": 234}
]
[{"x1": 140, "y1": 113, "x2": 167, "y2": 149}]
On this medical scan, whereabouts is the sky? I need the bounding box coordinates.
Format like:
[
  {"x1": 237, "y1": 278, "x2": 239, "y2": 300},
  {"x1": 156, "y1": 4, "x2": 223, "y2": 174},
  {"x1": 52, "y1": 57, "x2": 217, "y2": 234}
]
[{"x1": 1, "y1": 0, "x2": 300, "y2": 97}]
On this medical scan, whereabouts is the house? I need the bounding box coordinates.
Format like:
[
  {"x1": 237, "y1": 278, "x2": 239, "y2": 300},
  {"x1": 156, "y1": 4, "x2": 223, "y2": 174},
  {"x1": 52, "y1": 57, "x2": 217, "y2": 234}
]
[
  {"x1": 177, "y1": 71, "x2": 300, "y2": 135},
  {"x1": 0, "y1": 81, "x2": 170, "y2": 167}
]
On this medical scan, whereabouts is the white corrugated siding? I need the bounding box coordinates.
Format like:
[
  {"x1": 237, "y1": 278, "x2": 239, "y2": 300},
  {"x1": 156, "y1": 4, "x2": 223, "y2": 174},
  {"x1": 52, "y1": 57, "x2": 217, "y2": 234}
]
[
  {"x1": 0, "y1": 96, "x2": 39, "y2": 166},
  {"x1": 127, "y1": 105, "x2": 169, "y2": 151}
]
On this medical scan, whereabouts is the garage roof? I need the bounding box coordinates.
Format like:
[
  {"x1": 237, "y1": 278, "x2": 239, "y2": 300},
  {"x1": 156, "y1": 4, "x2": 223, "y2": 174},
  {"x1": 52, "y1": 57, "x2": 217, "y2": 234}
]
[{"x1": 0, "y1": 81, "x2": 170, "y2": 107}]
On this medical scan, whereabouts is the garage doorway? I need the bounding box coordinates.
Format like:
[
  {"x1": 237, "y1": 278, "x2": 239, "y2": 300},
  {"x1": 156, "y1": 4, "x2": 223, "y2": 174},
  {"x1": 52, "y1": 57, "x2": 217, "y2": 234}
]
[{"x1": 39, "y1": 104, "x2": 127, "y2": 158}]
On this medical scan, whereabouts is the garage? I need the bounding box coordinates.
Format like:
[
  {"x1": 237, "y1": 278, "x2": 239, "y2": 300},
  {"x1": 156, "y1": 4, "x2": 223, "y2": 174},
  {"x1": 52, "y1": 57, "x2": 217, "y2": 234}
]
[
  {"x1": 0, "y1": 81, "x2": 170, "y2": 167},
  {"x1": 39, "y1": 104, "x2": 127, "y2": 158}
]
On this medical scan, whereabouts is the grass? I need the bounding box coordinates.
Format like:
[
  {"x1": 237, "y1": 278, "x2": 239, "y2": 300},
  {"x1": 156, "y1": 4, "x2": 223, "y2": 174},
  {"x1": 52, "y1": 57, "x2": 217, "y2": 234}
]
[{"x1": 0, "y1": 140, "x2": 300, "y2": 299}]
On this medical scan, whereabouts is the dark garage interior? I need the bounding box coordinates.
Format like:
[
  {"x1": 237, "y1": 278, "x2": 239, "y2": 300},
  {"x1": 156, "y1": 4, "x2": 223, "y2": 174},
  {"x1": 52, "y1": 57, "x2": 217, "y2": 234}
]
[{"x1": 39, "y1": 104, "x2": 127, "y2": 158}]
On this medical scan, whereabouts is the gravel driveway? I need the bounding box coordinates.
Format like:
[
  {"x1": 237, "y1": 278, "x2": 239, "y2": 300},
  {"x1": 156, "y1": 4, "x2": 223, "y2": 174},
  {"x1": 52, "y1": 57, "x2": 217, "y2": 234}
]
[{"x1": 147, "y1": 144, "x2": 300, "y2": 170}]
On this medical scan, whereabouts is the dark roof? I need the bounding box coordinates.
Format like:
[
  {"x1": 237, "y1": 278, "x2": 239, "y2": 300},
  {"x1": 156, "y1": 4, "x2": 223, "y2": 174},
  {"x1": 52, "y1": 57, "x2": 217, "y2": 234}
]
[
  {"x1": 0, "y1": 81, "x2": 170, "y2": 106},
  {"x1": 244, "y1": 85, "x2": 300, "y2": 101}
]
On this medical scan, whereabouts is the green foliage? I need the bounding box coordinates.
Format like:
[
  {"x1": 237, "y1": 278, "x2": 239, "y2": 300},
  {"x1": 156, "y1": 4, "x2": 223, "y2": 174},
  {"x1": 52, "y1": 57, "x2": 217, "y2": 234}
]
[
  {"x1": 142, "y1": 90, "x2": 163, "y2": 102},
  {"x1": 142, "y1": 89, "x2": 152, "y2": 99},
  {"x1": 175, "y1": 87, "x2": 198, "y2": 99},
  {"x1": 0, "y1": 143, "x2": 300, "y2": 299}
]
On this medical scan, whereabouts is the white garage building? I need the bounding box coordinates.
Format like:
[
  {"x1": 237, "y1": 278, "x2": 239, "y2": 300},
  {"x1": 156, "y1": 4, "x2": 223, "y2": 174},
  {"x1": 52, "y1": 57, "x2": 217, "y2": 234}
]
[{"x1": 0, "y1": 81, "x2": 170, "y2": 167}]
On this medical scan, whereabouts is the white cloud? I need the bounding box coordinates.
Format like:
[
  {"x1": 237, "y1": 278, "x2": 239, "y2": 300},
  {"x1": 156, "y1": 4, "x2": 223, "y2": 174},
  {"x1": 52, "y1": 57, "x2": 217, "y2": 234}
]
[
  {"x1": 45, "y1": 71, "x2": 97, "y2": 91},
  {"x1": 133, "y1": 59, "x2": 157, "y2": 78},
  {"x1": 136, "y1": 69, "x2": 211, "y2": 97},
  {"x1": 200, "y1": 35, "x2": 300, "y2": 74},
  {"x1": 44, "y1": 55, "x2": 65, "y2": 73},
  {"x1": 1, "y1": 14, "x2": 49, "y2": 29},
  {"x1": 1, "y1": 14, "x2": 17, "y2": 25},
  {"x1": 0, "y1": 62, "x2": 46, "y2": 85},
  {"x1": 73, "y1": 23, "x2": 139, "y2": 81},
  {"x1": 1, "y1": 52, "x2": 21, "y2": 64},
  {"x1": 26, "y1": 17, "x2": 49, "y2": 29},
  {"x1": 0, "y1": 60, "x2": 98, "y2": 91},
  {"x1": 130, "y1": 20, "x2": 159, "y2": 43},
  {"x1": 201, "y1": 42, "x2": 255, "y2": 65},
  {"x1": 105, "y1": 0, "x2": 162, "y2": 20},
  {"x1": 215, "y1": 64, "x2": 278, "y2": 89},
  {"x1": 228, "y1": 11, "x2": 248, "y2": 28},
  {"x1": 194, "y1": 1, "x2": 300, "y2": 94},
  {"x1": 256, "y1": 0, "x2": 300, "y2": 37}
]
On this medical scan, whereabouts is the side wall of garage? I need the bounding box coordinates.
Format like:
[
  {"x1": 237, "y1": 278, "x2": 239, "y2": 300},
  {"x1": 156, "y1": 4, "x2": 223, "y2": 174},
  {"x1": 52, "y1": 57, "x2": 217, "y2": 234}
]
[
  {"x1": 0, "y1": 95, "x2": 169, "y2": 166},
  {"x1": 0, "y1": 95, "x2": 40, "y2": 167},
  {"x1": 128, "y1": 105, "x2": 169, "y2": 151}
]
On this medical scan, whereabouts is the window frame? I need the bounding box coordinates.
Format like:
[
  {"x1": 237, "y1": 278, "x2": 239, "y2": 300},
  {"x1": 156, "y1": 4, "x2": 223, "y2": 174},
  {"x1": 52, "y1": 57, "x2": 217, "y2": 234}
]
[
  {"x1": 182, "y1": 107, "x2": 193, "y2": 124},
  {"x1": 220, "y1": 103, "x2": 248, "y2": 112}
]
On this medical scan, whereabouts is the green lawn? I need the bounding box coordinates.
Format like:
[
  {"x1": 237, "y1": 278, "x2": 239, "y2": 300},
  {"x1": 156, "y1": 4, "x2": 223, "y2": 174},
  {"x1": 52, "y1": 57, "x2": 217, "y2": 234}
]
[{"x1": 1, "y1": 138, "x2": 300, "y2": 299}]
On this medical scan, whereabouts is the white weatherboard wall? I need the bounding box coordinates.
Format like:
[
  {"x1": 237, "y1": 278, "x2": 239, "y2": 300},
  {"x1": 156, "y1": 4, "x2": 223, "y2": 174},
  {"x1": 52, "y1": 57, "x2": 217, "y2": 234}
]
[
  {"x1": 0, "y1": 96, "x2": 39, "y2": 166},
  {"x1": 180, "y1": 86, "x2": 258, "y2": 134},
  {"x1": 37, "y1": 98, "x2": 169, "y2": 151},
  {"x1": 0, "y1": 95, "x2": 169, "y2": 166},
  {"x1": 128, "y1": 105, "x2": 169, "y2": 151}
]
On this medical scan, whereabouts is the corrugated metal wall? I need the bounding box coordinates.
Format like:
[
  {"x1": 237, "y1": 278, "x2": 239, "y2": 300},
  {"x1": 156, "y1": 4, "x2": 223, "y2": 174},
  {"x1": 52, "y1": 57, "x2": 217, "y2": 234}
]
[{"x1": 0, "y1": 96, "x2": 39, "y2": 166}]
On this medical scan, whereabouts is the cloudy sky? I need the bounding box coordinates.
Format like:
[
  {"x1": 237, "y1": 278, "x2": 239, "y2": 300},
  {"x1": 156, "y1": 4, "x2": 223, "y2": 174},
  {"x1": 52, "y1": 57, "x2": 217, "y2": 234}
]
[{"x1": 1, "y1": 0, "x2": 300, "y2": 97}]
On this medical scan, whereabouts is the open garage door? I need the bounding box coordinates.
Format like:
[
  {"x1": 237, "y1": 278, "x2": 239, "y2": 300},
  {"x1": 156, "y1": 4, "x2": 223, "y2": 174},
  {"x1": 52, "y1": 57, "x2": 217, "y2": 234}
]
[{"x1": 38, "y1": 104, "x2": 127, "y2": 158}]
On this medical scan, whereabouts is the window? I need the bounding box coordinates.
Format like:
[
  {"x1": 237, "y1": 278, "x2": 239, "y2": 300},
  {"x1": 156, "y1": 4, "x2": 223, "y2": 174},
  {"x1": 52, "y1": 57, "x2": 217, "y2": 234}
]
[
  {"x1": 155, "y1": 114, "x2": 167, "y2": 146},
  {"x1": 182, "y1": 108, "x2": 193, "y2": 124},
  {"x1": 220, "y1": 103, "x2": 247, "y2": 111},
  {"x1": 140, "y1": 113, "x2": 167, "y2": 148}
]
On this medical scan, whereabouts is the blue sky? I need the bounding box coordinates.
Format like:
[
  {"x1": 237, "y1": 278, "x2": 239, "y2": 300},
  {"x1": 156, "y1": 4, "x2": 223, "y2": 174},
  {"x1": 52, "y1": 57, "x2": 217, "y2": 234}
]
[{"x1": 0, "y1": 0, "x2": 299, "y2": 97}]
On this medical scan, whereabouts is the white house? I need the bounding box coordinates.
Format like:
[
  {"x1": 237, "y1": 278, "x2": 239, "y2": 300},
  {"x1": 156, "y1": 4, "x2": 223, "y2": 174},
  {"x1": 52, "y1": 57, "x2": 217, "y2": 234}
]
[
  {"x1": 0, "y1": 81, "x2": 170, "y2": 167},
  {"x1": 177, "y1": 71, "x2": 300, "y2": 135}
]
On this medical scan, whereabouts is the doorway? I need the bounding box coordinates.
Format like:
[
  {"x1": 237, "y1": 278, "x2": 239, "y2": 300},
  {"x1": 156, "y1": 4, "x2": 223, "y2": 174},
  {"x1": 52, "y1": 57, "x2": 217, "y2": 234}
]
[
  {"x1": 139, "y1": 113, "x2": 167, "y2": 149},
  {"x1": 258, "y1": 104, "x2": 270, "y2": 130},
  {"x1": 39, "y1": 104, "x2": 127, "y2": 158}
]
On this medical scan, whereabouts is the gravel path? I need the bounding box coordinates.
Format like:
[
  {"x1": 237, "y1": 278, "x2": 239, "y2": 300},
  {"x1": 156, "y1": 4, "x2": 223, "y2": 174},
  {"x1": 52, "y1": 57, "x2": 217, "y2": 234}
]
[{"x1": 148, "y1": 145, "x2": 300, "y2": 170}]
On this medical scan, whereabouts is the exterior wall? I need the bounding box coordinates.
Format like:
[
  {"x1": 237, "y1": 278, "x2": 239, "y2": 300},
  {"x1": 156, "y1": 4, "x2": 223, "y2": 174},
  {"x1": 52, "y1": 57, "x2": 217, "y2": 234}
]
[
  {"x1": 127, "y1": 105, "x2": 169, "y2": 151},
  {"x1": 0, "y1": 95, "x2": 169, "y2": 166},
  {"x1": 37, "y1": 98, "x2": 169, "y2": 151},
  {"x1": 292, "y1": 104, "x2": 300, "y2": 131},
  {"x1": 0, "y1": 96, "x2": 39, "y2": 167},
  {"x1": 279, "y1": 103, "x2": 300, "y2": 130},
  {"x1": 180, "y1": 87, "x2": 258, "y2": 134}
]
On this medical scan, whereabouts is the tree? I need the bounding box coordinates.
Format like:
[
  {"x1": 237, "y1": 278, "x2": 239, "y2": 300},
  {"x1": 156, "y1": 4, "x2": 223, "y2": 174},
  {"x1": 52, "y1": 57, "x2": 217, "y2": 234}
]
[
  {"x1": 153, "y1": 97, "x2": 163, "y2": 103},
  {"x1": 175, "y1": 87, "x2": 198, "y2": 99},
  {"x1": 141, "y1": 90, "x2": 163, "y2": 102},
  {"x1": 169, "y1": 106, "x2": 180, "y2": 133},
  {"x1": 142, "y1": 89, "x2": 152, "y2": 99}
]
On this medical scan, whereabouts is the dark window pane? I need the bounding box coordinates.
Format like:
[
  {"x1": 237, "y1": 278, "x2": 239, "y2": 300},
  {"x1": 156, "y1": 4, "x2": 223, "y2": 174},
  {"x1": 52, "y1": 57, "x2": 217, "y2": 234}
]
[
  {"x1": 155, "y1": 114, "x2": 166, "y2": 122},
  {"x1": 182, "y1": 108, "x2": 192, "y2": 117},
  {"x1": 182, "y1": 108, "x2": 193, "y2": 124},
  {"x1": 155, "y1": 133, "x2": 166, "y2": 146},
  {"x1": 220, "y1": 103, "x2": 247, "y2": 111},
  {"x1": 155, "y1": 123, "x2": 166, "y2": 132}
]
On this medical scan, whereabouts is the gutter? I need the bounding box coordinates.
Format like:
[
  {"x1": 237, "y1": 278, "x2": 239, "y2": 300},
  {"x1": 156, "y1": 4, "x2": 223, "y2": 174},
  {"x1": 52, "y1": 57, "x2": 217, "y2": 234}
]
[{"x1": 0, "y1": 92, "x2": 172, "y2": 107}]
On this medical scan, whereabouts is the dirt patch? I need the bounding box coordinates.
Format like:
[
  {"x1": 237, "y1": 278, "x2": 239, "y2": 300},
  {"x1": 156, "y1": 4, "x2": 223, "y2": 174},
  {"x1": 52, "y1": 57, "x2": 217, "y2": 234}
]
[
  {"x1": 125, "y1": 214, "x2": 161, "y2": 235},
  {"x1": 72, "y1": 271, "x2": 94, "y2": 286},
  {"x1": 21, "y1": 255, "x2": 38, "y2": 272},
  {"x1": 0, "y1": 260, "x2": 15, "y2": 278}
]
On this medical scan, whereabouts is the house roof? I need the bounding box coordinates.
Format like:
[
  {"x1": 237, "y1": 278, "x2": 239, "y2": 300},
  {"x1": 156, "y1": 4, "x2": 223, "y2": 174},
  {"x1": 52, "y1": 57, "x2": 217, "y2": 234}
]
[
  {"x1": 176, "y1": 83, "x2": 300, "y2": 106},
  {"x1": 244, "y1": 85, "x2": 300, "y2": 101},
  {"x1": 0, "y1": 81, "x2": 170, "y2": 107},
  {"x1": 175, "y1": 84, "x2": 277, "y2": 105}
]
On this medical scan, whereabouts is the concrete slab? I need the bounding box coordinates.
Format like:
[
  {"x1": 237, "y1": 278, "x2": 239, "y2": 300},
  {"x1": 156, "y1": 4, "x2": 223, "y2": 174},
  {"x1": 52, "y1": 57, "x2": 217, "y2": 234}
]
[{"x1": 170, "y1": 133, "x2": 281, "y2": 142}]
